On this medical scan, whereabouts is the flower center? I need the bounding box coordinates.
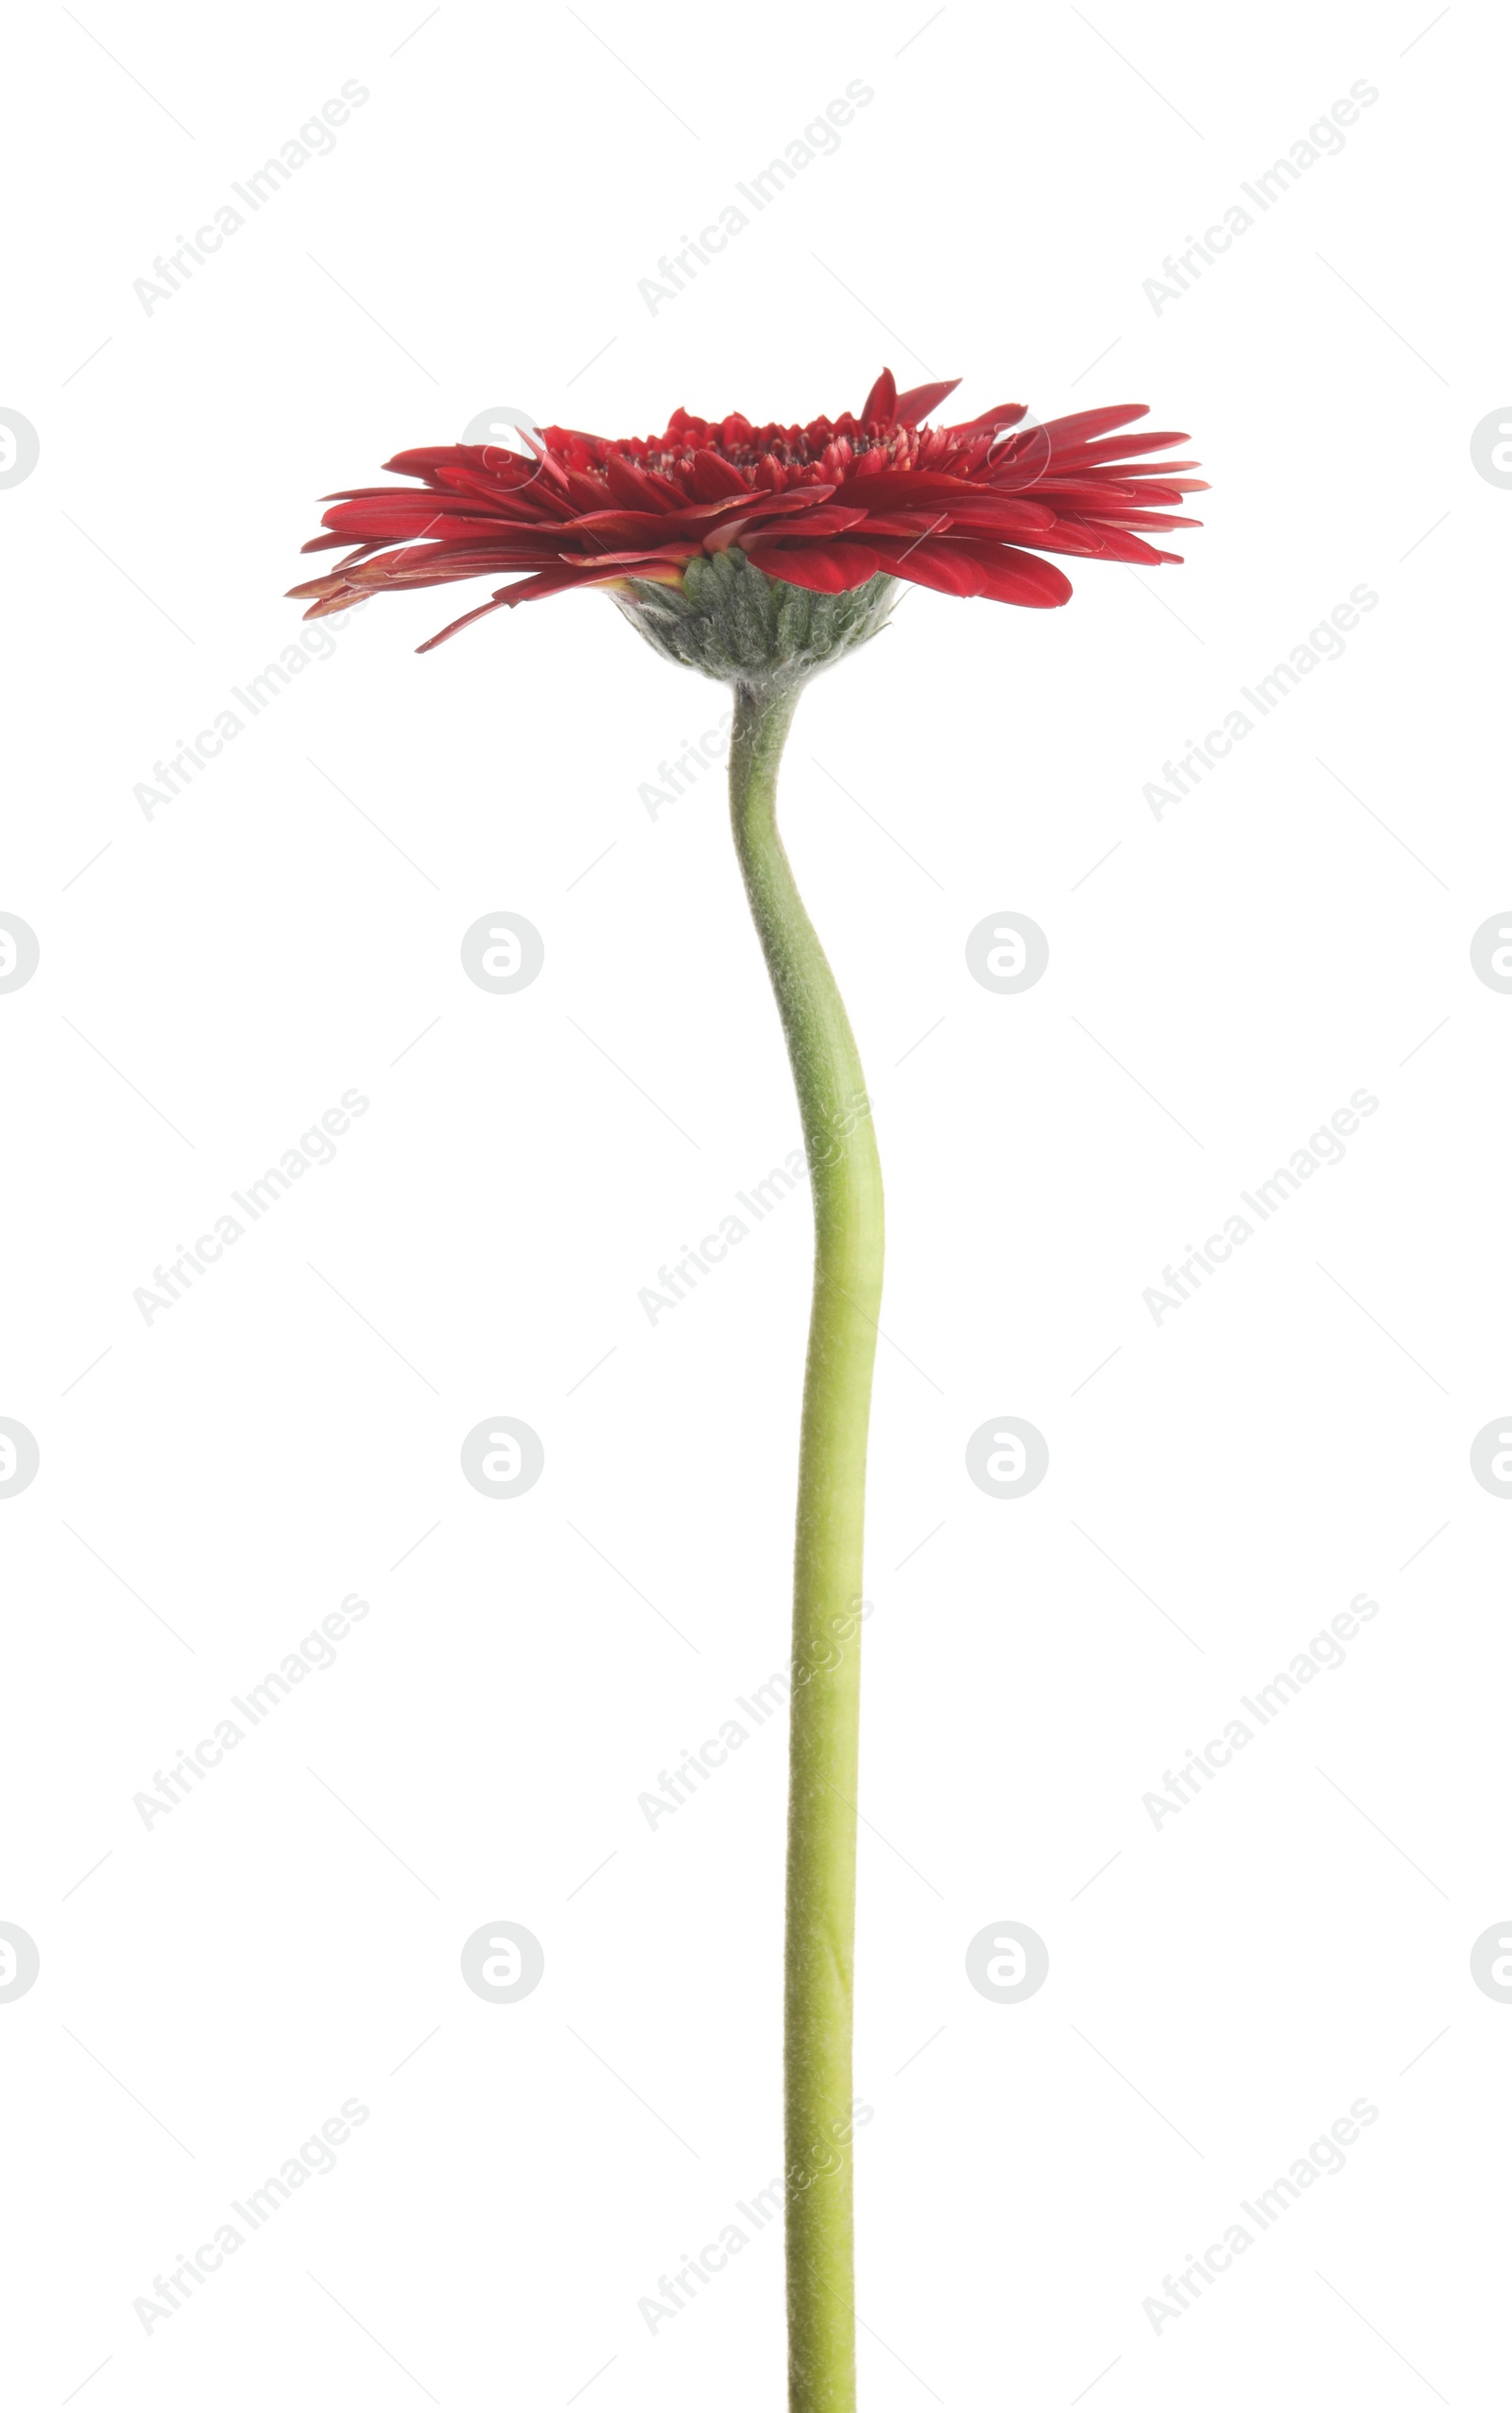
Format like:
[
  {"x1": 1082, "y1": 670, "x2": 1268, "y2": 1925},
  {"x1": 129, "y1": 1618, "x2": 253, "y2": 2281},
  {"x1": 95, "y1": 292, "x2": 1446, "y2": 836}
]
[{"x1": 626, "y1": 425, "x2": 913, "y2": 478}]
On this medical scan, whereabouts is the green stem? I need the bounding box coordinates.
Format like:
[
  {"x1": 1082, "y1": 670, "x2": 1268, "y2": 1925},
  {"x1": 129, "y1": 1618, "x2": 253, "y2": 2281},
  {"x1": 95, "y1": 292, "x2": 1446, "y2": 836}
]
[{"x1": 728, "y1": 676, "x2": 885, "y2": 2413}]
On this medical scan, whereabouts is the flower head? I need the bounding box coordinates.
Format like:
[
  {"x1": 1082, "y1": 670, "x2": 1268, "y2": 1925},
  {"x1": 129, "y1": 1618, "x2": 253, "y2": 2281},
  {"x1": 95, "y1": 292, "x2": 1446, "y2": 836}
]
[{"x1": 290, "y1": 368, "x2": 1204, "y2": 674}]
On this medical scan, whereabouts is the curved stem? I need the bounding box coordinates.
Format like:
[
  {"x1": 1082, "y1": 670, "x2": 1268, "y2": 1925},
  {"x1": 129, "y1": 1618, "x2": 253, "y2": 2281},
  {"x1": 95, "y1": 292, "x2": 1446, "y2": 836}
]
[{"x1": 729, "y1": 676, "x2": 885, "y2": 2413}]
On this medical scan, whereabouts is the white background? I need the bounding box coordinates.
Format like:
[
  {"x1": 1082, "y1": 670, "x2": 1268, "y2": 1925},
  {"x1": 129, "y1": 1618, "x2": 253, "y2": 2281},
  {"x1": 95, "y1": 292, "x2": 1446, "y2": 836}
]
[{"x1": 3, "y1": 2, "x2": 1507, "y2": 2405}]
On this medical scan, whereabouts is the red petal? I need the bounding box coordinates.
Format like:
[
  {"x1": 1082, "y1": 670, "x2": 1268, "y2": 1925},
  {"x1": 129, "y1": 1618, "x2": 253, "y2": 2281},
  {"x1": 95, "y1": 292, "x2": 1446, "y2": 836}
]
[
  {"x1": 413, "y1": 594, "x2": 517, "y2": 649},
  {"x1": 320, "y1": 499, "x2": 516, "y2": 543},
  {"x1": 568, "y1": 544, "x2": 701, "y2": 567},
  {"x1": 1075, "y1": 508, "x2": 1203, "y2": 533},
  {"x1": 415, "y1": 567, "x2": 609, "y2": 651},
  {"x1": 852, "y1": 499, "x2": 1057, "y2": 540},
  {"x1": 831, "y1": 469, "x2": 994, "y2": 509},
  {"x1": 893, "y1": 378, "x2": 961, "y2": 423},
  {"x1": 1051, "y1": 430, "x2": 1193, "y2": 466},
  {"x1": 861, "y1": 369, "x2": 898, "y2": 427},
  {"x1": 1033, "y1": 477, "x2": 1193, "y2": 510},
  {"x1": 944, "y1": 401, "x2": 1029, "y2": 439},
  {"x1": 866, "y1": 537, "x2": 1073, "y2": 607},
  {"x1": 732, "y1": 485, "x2": 837, "y2": 521},
  {"x1": 602, "y1": 453, "x2": 681, "y2": 513},
  {"x1": 1022, "y1": 522, "x2": 1173, "y2": 565},
  {"x1": 683, "y1": 449, "x2": 752, "y2": 500},
  {"x1": 746, "y1": 540, "x2": 884, "y2": 594},
  {"x1": 1038, "y1": 404, "x2": 1151, "y2": 448},
  {"x1": 744, "y1": 506, "x2": 869, "y2": 539}
]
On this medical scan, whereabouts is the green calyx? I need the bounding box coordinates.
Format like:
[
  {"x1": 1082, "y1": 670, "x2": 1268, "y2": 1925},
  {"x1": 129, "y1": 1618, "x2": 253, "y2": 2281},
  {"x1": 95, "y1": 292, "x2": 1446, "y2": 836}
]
[{"x1": 610, "y1": 544, "x2": 898, "y2": 686}]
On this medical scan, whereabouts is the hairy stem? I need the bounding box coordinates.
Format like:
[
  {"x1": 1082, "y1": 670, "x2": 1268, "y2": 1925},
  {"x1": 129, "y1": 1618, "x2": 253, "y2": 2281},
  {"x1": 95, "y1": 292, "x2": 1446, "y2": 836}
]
[{"x1": 729, "y1": 675, "x2": 885, "y2": 2413}]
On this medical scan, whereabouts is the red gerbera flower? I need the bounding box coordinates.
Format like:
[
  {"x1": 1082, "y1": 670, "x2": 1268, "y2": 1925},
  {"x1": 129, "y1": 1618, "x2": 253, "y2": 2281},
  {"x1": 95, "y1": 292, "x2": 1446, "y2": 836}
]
[
  {"x1": 289, "y1": 368, "x2": 1204, "y2": 652},
  {"x1": 285, "y1": 360, "x2": 1208, "y2": 2413}
]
